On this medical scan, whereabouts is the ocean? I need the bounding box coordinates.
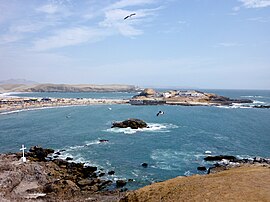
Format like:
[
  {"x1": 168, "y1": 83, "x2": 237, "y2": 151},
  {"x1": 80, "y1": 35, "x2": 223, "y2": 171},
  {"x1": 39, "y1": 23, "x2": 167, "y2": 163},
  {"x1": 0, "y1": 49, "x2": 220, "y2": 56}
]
[{"x1": 0, "y1": 89, "x2": 270, "y2": 189}]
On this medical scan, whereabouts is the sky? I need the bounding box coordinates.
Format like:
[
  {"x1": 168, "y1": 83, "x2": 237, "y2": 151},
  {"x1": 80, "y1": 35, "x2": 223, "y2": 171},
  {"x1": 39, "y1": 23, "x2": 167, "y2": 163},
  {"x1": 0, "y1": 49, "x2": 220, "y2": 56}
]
[{"x1": 0, "y1": 0, "x2": 270, "y2": 89}]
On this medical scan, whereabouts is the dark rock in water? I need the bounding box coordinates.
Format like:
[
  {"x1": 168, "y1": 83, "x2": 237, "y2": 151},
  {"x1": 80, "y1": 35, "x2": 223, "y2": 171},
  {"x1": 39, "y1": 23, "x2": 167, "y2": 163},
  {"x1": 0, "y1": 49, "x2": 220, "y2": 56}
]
[
  {"x1": 53, "y1": 155, "x2": 59, "y2": 158},
  {"x1": 55, "y1": 152, "x2": 61, "y2": 155},
  {"x1": 141, "y1": 163, "x2": 148, "y2": 168},
  {"x1": 28, "y1": 146, "x2": 54, "y2": 161},
  {"x1": 197, "y1": 166, "x2": 207, "y2": 171},
  {"x1": 253, "y1": 105, "x2": 270, "y2": 109},
  {"x1": 82, "y1": 166, "x2": 97, "y2": 177},
  {"x1": 128, "y1": 179, "x2": 134, "y2": 182},
  {"x1": 59, "y1": 149, "x2": 66, "y2": 152},
  {"x1": 99, "y1": 172, "x2": 105, "y2": 177},
  {"x1": 66, "y1": 157, "x2": 73, "y2": 161},
  {"x1": 204, "y1": 155, "x2": 238, "y2": 162},
  {"x1": 116, "y1": 180, "x2": 127, "y2": 187},
  {"x1": 108, "y1": 170, "x2": 115, "y2": 175},
  {"x1": 112, "y1": 118, "x2": 148, "y2": 129},
  {"x1": 99, "y1": 139, "x2": 109, "y2": 143}
]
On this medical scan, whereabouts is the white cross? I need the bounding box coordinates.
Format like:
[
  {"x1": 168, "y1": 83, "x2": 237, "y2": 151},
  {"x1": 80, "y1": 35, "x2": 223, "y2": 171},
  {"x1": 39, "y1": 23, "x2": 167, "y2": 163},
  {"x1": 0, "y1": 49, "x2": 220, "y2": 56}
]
[{"x1": 20, "y1": 144, "x2": 27, "y2": 163}]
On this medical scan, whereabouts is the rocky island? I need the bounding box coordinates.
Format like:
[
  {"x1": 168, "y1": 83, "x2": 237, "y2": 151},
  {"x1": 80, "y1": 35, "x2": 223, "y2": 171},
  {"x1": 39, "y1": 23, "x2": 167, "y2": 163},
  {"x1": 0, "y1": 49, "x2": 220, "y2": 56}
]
[
  {"x1": 111, "y1": 119, "x2": 148, "y2": 129},
  {"x1": 130, "y1": 88, "x2": 253, "y2": 106}
]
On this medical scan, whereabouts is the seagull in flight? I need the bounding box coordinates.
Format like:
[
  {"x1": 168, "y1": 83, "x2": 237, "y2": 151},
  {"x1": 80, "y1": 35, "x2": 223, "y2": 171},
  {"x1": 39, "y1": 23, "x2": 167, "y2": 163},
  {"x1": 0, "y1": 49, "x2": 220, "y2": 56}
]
[
  {"x1": 124, "y1": 13, "x2": 136, "y2": 20},
  {"x1": 156, "y1": 111, "x2": 164, "y2": 116}
]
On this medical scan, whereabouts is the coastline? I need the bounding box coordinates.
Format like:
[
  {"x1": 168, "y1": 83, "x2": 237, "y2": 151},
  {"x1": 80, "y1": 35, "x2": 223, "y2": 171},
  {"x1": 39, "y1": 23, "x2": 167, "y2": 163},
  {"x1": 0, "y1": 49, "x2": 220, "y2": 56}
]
[
  {"x1": 0, "y1": 96, "x2": 129, "y2": 114},
  {"x1": 1, "y1": 147, "x2": 269, "y2": 202}
]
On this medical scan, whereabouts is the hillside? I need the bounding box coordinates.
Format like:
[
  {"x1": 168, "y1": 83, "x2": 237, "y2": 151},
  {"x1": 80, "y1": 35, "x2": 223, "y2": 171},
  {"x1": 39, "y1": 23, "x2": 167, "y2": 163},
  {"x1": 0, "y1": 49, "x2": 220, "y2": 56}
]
[
  {"x1": 0, "y1": 83, "x2": 138, "y2": 93},
  {"x1": 121, "y1": 165, "x2": 270, "y2": 202}
]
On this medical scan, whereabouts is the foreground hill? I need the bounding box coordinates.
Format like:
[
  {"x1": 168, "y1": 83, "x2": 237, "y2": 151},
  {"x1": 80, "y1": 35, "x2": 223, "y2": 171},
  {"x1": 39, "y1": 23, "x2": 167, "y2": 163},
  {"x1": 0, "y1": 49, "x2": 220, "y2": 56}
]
[
  {"x1": 121, "y1": 165, "x2": 270, "y2": 202},
  {"x1": 0, "y1": 83, "x2": 138, "y2": 93}
]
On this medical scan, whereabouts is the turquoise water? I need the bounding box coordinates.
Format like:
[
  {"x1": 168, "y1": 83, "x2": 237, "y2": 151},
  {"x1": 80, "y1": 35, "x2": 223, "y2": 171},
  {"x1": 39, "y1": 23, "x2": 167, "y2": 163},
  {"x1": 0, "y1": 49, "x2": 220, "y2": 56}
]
[{"x1": 0, "y1": 90, "x2": 270, "y2": 189}]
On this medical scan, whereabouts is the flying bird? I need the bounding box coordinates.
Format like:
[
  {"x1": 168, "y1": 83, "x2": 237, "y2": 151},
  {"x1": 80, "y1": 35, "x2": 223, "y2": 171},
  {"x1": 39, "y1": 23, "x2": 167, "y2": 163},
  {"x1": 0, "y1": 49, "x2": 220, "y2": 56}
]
[
  {"x1": 156, "y1": 111, "x2": 164, "y2": 116},
  {"x1": 124, "y1": 13, "x2": 136, "y2": 20}
]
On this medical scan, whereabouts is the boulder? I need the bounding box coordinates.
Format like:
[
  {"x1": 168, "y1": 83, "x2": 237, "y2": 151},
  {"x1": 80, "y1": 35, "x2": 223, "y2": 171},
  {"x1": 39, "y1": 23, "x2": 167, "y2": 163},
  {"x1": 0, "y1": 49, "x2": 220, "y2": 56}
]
[
  {"x1": 66, "y1": 157, "x2": 73, "y2": 161},
  {"x1": 139, "y1": 88, "x2": 157, "y2": 97},
  {"x1": 116, "y1": 180, "x2": 127, "y2": 188},
  {"x1": 112, "y1": 119, "x2": 148, "y2": 129},
  {"x1": 28, "y1": 146, "x2": 54, "y2": 161},
  {"x1": 141, "y1": 163, "x2": 148, "y2": 168},
  {"x1": 77, "y1": 179, "x2": 94, "y2": 187},
  {"x1": 197, "y1": 166, "x2": 207, "y2": 171},
  {"x1": 108, "y1": 170, "x2": 115, "y2": 175}
]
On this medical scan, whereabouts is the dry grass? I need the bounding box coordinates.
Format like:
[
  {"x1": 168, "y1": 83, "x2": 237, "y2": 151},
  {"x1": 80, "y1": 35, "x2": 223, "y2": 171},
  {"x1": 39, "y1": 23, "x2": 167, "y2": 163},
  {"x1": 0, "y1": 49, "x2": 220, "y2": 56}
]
[{"x1": 121, "y1": 165, "x2": 270, "y2": 202}]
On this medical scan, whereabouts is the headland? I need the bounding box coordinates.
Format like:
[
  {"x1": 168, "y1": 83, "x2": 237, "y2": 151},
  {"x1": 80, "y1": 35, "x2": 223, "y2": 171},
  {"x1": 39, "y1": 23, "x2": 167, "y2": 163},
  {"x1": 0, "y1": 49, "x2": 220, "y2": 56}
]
[
  {"x1": 1, "y1": 146, "x2": 269, "y2": 201},
  {"x1": 130, "y1": 88, "x2": 253, "y2": 106}
]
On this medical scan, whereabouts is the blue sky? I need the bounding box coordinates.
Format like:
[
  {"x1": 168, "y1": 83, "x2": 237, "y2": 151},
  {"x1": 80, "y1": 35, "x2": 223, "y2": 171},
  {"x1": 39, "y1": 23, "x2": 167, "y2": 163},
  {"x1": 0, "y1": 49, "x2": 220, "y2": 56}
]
[{"x1": 0, "y1": 0, "x2": 270, "y2": 89}]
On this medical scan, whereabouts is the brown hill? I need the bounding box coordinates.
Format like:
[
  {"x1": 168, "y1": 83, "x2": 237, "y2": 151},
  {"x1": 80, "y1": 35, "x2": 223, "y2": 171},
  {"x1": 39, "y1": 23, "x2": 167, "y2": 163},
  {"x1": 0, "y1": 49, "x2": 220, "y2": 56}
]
[
  {"x1": 121, "y1": 165, "x2": 270, "y2": 202},
  {"x1": 0, "y1": 83, "x2": 138, "y2": 93}
]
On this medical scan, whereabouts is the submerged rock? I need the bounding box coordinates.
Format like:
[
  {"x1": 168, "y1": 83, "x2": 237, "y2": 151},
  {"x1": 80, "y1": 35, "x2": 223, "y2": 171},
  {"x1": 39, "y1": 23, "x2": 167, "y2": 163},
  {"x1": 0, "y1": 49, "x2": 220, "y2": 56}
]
[{"x1": 111, "y1": 118, "x2": 148, "y2": 129}]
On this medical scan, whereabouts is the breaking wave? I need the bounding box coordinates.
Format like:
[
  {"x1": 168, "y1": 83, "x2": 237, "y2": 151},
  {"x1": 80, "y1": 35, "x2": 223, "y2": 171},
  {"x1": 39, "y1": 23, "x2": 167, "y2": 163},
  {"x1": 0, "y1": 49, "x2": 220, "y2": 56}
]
[{"x1": 106, "y1": 123, "x2": 178, "y2": 134}]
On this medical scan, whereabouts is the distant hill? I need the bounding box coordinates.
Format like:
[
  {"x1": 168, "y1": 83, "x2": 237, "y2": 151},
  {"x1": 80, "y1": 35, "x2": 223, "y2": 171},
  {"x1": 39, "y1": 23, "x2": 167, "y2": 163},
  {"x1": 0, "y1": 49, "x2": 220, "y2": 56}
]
[
  {"x1": 0, "y1": 79, "x2": 38, "y2": 85},
  {"x1": 0, "y1": 83, "x2": 139, "y2": 93}
]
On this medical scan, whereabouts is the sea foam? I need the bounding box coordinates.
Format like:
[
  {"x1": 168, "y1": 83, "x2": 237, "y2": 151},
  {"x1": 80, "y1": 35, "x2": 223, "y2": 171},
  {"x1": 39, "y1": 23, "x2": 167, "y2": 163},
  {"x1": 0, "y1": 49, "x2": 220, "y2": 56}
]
[{"x1": 106, "y1": 123, "x2": 178, "y2": 134}]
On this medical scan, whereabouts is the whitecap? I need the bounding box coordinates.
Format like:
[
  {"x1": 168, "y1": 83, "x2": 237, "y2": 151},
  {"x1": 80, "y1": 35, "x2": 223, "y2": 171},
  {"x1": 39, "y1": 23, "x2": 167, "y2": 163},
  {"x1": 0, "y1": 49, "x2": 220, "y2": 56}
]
[
  {"x1": 150, "y1": 149, "x2": 200, "y2": 171},
  {"x1": 105, "y1": 123, "x2": 178, "y2": 134},
  {"x1": 215, "y1": 103, "x2": 251, "y2": 109},
  {"x1": 241, "y1": 95, "x2": 264, "y2": 98},
  {"x1": 253, "y1": 100, "x2": 266, "y2": 104},
  {"x1": 65, "y1": 140, "x2": 101, "y2": 152}
]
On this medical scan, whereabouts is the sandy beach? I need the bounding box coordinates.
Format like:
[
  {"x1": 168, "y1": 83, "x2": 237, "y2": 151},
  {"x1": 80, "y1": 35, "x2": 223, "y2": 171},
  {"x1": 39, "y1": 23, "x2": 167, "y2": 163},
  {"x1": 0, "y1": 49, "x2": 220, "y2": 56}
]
[{"x1": 0, "y1": 96, "x2": 129, "y2": 113}]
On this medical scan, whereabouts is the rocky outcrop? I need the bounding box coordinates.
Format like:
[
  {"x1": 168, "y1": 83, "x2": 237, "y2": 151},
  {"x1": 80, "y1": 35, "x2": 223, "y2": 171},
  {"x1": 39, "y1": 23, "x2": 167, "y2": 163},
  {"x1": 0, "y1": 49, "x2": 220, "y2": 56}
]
[
  {"x1": 204, "y1": 155, "x2": 270, "y2": 174},
  {"x1": 138, "y1": 88, "x2": 157, "y2": 97},
  {"x1": 204, "y1": 155, "x2": 238, "y2": 162},
  {"x1": 112, "y1": 119, "x2": 148, "y2": 129},
  {"x1": 130, "y1": 89, "x2": 253, "y2": 106},
  {"x1": 0, "y1": 146, "x2": 125, "y2": 201}
]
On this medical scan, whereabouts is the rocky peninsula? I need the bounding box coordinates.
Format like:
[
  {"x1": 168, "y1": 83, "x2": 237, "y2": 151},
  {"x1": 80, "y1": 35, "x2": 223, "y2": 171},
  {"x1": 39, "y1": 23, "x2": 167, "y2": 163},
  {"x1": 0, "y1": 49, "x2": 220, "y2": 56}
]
[{"x1": 130, "y1": 88, "x2": 253, "y2": 106}]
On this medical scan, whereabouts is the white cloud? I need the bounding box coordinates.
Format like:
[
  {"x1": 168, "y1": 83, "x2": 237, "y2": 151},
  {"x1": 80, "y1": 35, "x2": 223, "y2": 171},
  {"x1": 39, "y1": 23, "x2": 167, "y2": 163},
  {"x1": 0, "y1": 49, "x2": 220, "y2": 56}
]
[
  {"x1": 216, "y1": 43, "x2": 242, "y2": 48},
  {"x1": 33, "y1": 27, "x2": 107, "y2": 51},
  {"x1": 100, "y1": 9, "x2": 143, "y2": 36},
  {"x1": 239, "y1": 0, "x2": 270, "y2": 8},
  {"x1": 107, "y1": 0, "x2": 157, "y2": 10},
  {"x1": 36, "y1": 3, "x2": 60, "y2": 14},
  {"x1": 0, "y1": 34, "x2": 22, "y2": 44},
  {"x1": 98, "y1": 0, "x2": 161, "y2": 37}
]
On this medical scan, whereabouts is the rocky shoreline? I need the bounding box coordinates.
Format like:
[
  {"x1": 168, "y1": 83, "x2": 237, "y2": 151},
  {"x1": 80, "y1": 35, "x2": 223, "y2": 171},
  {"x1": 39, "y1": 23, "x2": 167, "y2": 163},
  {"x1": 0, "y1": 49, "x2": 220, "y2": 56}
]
[
  {"x1": 130, "y1": 88, "x2": 254, "y2": 106},
  {"x1": 1, "y1": 88, "x2": 269, "y2": 114},
  {"x1": 0, "y1": 146, "x2": 127, "y2": 202},
  {"x1": 1, "y1": 145, "x2": 269, "y2": 201}
]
